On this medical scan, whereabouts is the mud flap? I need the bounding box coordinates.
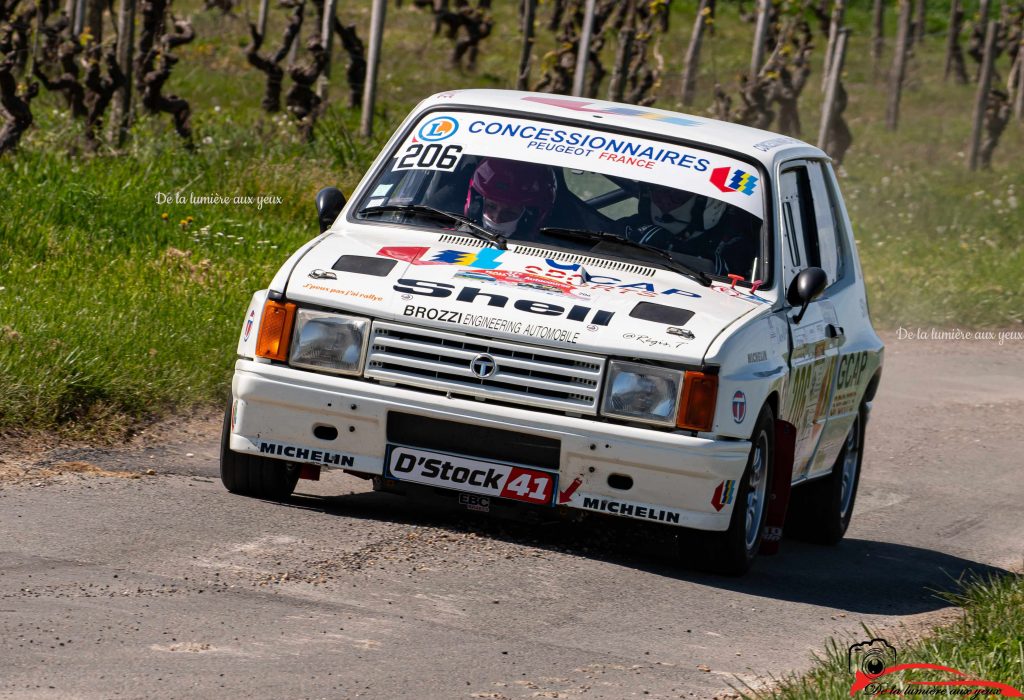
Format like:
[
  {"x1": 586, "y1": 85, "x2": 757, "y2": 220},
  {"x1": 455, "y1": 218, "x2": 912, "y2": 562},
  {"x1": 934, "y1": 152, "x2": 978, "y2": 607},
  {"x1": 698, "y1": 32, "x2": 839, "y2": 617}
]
[{"x1": 759, "y1": 419, "x2": 796, "y2": 555}]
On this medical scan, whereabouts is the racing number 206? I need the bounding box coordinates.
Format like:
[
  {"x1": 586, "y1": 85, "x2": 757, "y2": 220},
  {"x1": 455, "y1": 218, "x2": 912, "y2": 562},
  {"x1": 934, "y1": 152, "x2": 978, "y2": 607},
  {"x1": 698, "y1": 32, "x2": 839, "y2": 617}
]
[
  {"x1": 396, "y1": 143, "x2": 464, "y2": 171},
  {"x1": 501, "y1": 468, "x2": 554, "y2": 505}
]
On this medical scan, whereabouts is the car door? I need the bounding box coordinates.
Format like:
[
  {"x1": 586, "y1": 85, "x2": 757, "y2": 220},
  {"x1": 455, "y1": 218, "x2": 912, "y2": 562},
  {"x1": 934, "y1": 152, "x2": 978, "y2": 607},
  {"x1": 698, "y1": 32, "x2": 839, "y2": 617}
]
[
  {"x1": 801, "y1": 160, "x2": 864, "y2": 479},
  {"x1": 778, "y1": 163, "x2": 841, "y2": 481}
]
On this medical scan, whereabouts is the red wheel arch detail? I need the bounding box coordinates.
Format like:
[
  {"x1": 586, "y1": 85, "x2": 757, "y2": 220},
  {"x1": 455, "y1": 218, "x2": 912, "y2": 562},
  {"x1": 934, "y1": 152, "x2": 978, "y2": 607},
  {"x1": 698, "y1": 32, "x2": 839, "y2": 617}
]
[{"x1": 759, "y1": 418, "x2": 797, "y2": 556}]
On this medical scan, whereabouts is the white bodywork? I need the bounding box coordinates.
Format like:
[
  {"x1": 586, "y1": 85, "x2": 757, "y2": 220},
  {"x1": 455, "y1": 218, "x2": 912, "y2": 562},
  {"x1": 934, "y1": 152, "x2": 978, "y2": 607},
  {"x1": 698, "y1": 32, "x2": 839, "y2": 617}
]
[{"x1": 228, "y1": 90, "x2": 884, "y2": 531}]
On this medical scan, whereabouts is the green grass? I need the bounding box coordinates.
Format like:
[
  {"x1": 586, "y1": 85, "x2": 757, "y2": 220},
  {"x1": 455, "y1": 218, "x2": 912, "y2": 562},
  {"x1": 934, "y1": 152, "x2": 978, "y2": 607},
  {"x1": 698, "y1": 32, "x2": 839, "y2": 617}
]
[
  {"x1": 1, "y1": 1, "x2": 1022, "y2": 433},
  {"x1": 741, "y1": 573, "x2": 1024, "y2": 699}
]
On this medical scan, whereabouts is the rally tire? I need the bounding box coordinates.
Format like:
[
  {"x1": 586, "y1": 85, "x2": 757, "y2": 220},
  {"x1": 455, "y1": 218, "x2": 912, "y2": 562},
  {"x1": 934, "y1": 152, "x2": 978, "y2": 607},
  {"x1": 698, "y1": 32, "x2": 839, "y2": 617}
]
[
  {"x1": 680, "y1": 404, "x2": 774, "y2": 576},
  {"x1": 219, "y1": 400, "x2": 300, "y2": 501},
  {"x1": 786, "y1": 404, "x2": 866, "y2": 545}
]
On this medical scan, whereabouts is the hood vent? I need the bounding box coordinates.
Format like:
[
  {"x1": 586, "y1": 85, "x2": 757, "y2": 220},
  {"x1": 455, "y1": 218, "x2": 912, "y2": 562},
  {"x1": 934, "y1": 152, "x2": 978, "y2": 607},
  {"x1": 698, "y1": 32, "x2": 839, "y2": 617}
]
[
  {"x1": 332, "y1": 255, "x2": 398, "y2": 276},
  {"x1": 629, "y1": 303, "x2": 695, "y2": 326},
  {"x1": 435, "y1": 234, "x2": 656, "y2": 277}
]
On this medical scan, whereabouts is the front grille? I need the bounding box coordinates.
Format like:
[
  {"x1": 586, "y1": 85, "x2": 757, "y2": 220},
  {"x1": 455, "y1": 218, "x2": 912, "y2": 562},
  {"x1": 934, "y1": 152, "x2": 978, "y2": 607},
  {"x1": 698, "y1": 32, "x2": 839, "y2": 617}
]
[
  {"x1": 387, "y1": 412, "x2": 561, "y2": 470},
  {"x1": 365, "y1": 321, "x2": 605, "y2": 414}
]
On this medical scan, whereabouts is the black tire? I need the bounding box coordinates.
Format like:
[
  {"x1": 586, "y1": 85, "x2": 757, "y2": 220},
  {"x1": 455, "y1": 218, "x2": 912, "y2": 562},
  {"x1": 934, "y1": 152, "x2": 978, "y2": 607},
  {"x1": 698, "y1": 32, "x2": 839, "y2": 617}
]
[
  {"x1": 681, "y1": 404, "x2": 775, "y2": 576},
  {"x1": 219, "y1": 400, "x2": 300, "y2": 501},
  {"x1": 785, "y1": 403, "x2": 866, "y2": 545}
]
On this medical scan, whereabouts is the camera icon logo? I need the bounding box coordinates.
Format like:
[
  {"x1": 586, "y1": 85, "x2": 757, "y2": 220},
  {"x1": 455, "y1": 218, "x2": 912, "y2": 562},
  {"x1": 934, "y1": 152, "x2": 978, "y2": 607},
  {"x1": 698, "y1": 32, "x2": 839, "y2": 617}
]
[{"x1": 848, "y1": 638, "x2": 897, "y2": 678}]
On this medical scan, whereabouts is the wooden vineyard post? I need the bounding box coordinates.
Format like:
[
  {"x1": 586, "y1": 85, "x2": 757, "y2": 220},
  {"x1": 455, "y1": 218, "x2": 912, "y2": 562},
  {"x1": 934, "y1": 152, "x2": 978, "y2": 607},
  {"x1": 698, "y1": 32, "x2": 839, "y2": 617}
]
[
  {"x1": 318, "y1": 0, "x2": 337, "y2": 99},
  {"x1": 750, "y1": 0, "x2": 769, "y2": 78},
  {"x1": 912, "y1": 0, "x2": 925, "y2": 46},
  {"x1": 65, "y1": 0, "x2": 77, "y2": 35},
  {"x1": 822, "y1": 1, "x2": 846, "y2": 91},
  {"x1": 73, "y1": 0, "x2": 86, "y2": 36},
  {"x1": 886, "y1": 0, "x2": 911, "y2": 130},
  {"x1": 968, "y1": 20, "x2": 998, "y2": 170},
  {"x1": 871, "y1": 0, "x2": 884, "y2": 80},
  {"x1": 571, "y1": 0, "x2": 597, "y2": 97},
  {"x1": 110, "y1": 0, "x2": 136, "y2": 146},
  {"x1": 944, "y1": 0, "x2": 960, "y2": 82},
  {"x1": 818, "y1": 29, "x2": 849, "y2": 152},
  {"x1": 257, "y1": 0, "x2": 269, "y2": 41},
  {"x1": 516, "y1": 0, "x2": 536, "y2": 91},
  {"x1": 607, "y1": 26, "x2": 633, "y2": 102},
  {"x1": 359, "y1": 0, "x2": 386, "y2": 137},
  {"x1": 1016, "y1": 52, "x2": 1024, "y2": 121},
  {"x1": 974, "y1": 0, "x2": 991, "y2": 82},
  {"x1": 680, "y1": 0, "x2": 710, "y2": 107}
]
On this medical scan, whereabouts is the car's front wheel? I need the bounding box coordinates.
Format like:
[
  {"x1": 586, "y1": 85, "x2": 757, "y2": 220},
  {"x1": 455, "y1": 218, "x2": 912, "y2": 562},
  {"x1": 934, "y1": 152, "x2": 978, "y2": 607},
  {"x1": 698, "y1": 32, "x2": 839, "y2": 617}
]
[
  {"x1": 681, "y1": 404, "x2": 774, "y2": 575},
  {"x1": 219, "y1": 400, "x2": 300, "y2": 501},
  {"x1": 786, "y1": 403, "x2": 866, "y2": 544}
]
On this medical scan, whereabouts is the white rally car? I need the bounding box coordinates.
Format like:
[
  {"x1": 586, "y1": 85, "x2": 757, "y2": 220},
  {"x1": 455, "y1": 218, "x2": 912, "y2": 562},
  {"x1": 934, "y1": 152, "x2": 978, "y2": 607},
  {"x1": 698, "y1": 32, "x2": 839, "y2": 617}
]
[{"x1": 222, "y1": 90, "x2": 883, "y2": 574}]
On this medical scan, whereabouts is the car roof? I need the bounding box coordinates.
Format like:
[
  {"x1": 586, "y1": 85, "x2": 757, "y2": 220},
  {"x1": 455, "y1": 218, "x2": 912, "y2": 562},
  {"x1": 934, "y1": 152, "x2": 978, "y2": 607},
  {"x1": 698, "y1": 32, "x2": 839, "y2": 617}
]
[{"x1": 415, "y1": 89, "x2": 828, "y2": 169}]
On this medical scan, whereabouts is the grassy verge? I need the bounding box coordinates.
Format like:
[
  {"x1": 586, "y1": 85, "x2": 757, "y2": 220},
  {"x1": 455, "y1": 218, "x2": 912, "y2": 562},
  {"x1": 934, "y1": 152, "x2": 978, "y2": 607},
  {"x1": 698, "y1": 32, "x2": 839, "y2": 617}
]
[
  {"x1": 742, "y1": 573, "x2": 1024, "y2": 699},
  {"x1": 1, "y1": 1, "x2": 1022, "y2": 433}
]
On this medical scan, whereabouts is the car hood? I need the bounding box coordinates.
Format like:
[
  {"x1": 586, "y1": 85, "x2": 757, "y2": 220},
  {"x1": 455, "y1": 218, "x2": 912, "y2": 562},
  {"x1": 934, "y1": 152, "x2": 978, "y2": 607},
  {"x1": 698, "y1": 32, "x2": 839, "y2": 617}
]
[{"x1": 284, "y1": 227, "x2": 771, "y2": 364}]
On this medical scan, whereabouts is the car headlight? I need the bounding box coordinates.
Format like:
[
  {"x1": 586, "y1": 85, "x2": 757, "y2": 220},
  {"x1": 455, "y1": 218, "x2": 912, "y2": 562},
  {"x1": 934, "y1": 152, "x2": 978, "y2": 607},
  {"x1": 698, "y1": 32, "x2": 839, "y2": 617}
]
[
  {"x1": 600, "y1": 361, "x2": 683, "y2": 426},
  {"x1": 288, "y1": 310, "x2": 369, "y2": 375}
]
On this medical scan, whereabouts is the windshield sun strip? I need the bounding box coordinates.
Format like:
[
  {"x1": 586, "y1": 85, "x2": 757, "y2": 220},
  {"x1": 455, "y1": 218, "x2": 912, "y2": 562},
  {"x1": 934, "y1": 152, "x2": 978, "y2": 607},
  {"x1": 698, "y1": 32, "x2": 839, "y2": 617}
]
[{"x1": 345, "y1": 104, "x2": 773, "y2": 289}]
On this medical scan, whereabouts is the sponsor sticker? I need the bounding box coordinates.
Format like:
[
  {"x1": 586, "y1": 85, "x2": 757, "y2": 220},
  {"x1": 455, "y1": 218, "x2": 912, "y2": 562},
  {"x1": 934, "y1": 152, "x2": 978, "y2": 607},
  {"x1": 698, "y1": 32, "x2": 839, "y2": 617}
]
[
  {"x1": 386, "y1": 446, "x2": 556, "y2": 506},
  {"x1": 398, "y1": 111, "x2": 763, "y2": 219},
  {"x1": 752, "y1": 136, "x2": 797, "y2": 152},
  {"x1": 458, "y1": 493, "x2": 491, "y2": 512},
  {"x1": 711, "y1": 479, "x2": 737, "y2": 511},
  {"x1": 578, "y1": 495, "x2": 684, "y2": 525},
  {"x1": 258, "y1": 440, "x2": 356, "y2": 467},
  {"x1": 374, "y1": 247, "x2": 704, "y2": 300},
  {"x1": 710, "y1": 166, "x2": 759, "y2": 196},
  {"x1": 417, "y1": 116, "x2": 459, "y2": 142},
  {"x1": 301, "y1": 283, "x2": 383, "y2": 303},
  {"x1": 732, "y1": 390, "x2": 747, "y2": 423},
  {"x1": 243, "y1": 309, "x2": 255, "y2": 342},
  {"x1": 401, "y1": 305, "x2": 583, "y2": 345},
  {"x1": 521, "y1": 96, "x2": 702, "y2": 127}
]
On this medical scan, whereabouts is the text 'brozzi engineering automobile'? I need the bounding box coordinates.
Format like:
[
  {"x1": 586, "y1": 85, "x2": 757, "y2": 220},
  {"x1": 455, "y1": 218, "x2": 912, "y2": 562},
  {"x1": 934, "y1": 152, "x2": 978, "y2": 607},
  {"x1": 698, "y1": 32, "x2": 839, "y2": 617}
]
[{"x1": 221, "y1": 90, "x2": 883, "y2": 574}]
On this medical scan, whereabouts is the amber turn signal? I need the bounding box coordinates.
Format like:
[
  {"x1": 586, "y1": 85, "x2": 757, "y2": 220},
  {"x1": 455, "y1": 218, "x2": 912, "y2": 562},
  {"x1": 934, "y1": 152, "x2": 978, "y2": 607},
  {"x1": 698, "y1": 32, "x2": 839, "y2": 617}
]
[
  {"x1": 676, "y1": 371, "x2": 718, "y2": 432},
  {"x1": 255, "y1": 299, "x2": 297, "y2": 361}
]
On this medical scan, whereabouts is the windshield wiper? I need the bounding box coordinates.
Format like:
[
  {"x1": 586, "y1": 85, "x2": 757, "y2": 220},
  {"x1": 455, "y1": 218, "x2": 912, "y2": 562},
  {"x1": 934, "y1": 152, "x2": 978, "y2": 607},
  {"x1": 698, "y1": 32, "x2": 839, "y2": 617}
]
[
  {"x1": 358, "y1": 204, "x2": 507, "y2": 250},
  {"x1": 539, "y1": 227, "x2": 712, "y2": 287}
]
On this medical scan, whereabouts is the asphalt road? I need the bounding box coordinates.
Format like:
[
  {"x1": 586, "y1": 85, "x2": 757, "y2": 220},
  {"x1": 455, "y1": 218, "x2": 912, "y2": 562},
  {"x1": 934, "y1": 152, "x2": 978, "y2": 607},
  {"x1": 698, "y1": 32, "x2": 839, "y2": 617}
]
[{"x1": 2, "y1": 331, "x2": 1022, "y2": 700}]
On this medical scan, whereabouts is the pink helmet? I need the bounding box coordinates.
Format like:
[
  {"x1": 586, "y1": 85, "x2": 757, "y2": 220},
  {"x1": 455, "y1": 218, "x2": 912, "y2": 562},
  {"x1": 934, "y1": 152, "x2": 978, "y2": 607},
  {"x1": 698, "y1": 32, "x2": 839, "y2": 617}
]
[{"x1": 465, "y1": 158, "x2": 557, "y2": 234}]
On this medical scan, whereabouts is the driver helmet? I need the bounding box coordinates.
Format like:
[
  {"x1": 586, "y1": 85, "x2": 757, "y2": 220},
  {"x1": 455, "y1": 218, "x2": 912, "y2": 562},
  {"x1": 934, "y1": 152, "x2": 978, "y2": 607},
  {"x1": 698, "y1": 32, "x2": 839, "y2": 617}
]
[
  {"x1": 465, "y1": 158, "x2": 557, "y2": 236},
  {"x1": 649, "y1": 186, "x2": 727, "y2": 235}
]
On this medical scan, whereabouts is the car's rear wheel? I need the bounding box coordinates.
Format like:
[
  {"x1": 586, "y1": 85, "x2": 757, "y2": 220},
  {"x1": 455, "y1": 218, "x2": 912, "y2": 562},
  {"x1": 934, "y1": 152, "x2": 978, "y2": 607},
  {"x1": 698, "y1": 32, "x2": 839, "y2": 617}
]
[
  {"x1": 681, "y1": 404, "x2": 774, "y2": 575},
  {"x1": 219, "y1": 400, "x2": 300, "y2": 501},
  {"x1": 786, "y1": 403, "x2": 866, "y2": 544}
]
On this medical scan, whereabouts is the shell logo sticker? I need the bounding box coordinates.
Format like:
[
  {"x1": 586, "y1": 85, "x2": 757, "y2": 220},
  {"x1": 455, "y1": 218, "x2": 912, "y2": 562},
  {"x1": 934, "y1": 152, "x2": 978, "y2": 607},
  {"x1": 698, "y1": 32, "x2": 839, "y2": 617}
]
[
  {"x1": 710, "y1": 166, "x2": 758, "y2": 196},
  {"x1": 417, "y1": 116, "x2": 459, "y2": 142},
  {"x1": 732, "y1": 390, "x2": 747, "y2": 423}
]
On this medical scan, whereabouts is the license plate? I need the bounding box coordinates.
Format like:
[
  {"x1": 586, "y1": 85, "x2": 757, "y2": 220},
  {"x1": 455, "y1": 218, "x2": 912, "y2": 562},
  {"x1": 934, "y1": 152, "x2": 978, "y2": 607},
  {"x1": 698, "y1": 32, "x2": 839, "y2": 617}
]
[{"x1": 385, "y1": 445, "x2": 557, "y2": 506}]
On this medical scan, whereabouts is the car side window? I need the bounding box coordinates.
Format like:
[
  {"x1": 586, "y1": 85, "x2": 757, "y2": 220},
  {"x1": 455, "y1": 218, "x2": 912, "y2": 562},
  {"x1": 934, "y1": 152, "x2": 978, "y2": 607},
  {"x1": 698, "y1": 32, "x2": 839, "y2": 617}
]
[
  {"x1": 806, "y1": 162, "x2": 845, "y2": 285},
  {"x1": 780, "y1": 168, "x2": 819, "y2": 281}
]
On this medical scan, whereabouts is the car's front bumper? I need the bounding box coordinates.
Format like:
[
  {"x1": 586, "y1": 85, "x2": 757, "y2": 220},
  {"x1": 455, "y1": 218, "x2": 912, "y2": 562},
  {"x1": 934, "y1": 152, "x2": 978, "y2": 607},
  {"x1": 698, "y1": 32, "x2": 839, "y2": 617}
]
[{"x1": 229, "y1": 359, "x2": 751, "y2": 531}]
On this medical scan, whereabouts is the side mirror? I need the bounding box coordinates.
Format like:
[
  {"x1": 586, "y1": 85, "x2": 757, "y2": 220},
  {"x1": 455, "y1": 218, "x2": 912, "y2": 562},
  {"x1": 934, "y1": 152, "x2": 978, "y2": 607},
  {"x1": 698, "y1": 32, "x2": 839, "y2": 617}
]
[
  {"x1": 315, "y1": 187, "x2": 346, "y2": 234},
  {"x1": 786, "y1": 267, "x2": 828, "y2": 324}
]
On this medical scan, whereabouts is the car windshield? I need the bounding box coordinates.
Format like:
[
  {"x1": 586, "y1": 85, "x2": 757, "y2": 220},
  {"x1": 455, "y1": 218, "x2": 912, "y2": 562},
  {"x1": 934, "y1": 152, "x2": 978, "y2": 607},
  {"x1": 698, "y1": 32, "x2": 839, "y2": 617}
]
[{"x1": 354, "y1": 110, "x2": 766, "y2": 283}]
